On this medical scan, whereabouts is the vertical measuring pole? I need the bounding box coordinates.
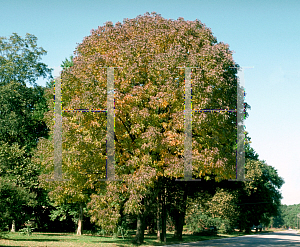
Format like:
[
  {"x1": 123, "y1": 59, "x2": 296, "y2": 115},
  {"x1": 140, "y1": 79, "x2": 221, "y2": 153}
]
[
  {"x1": 50, "y1": 75, "x2": 69, "y2": 181},
  {"x1": 236, "y1": 68, "x2": 245, "y2": 181},
  {"x1": 52, "y1": 76, "x2": 63, "y2": 181},
  {"x1": 184, "y1": 67, "x2": 192, "y2": 180},
  {"x1": 229, "y1": 66, "x2": 252, "y2": 181},
  {"x1": 176, "y1": 66, "x2": 252, "y2": 182},
  {"x1": 98, "y1": 67, "x2": 122, "y2": 182},
  {"x1": 50, "y1": 67, "x2": 122, "y2": 182},
  {"x1": 176, "y1": 67, "x2": 201, "y2": 181},
  {"x1": 106, "y1": 67, "x2": 115, "y2": 181}
]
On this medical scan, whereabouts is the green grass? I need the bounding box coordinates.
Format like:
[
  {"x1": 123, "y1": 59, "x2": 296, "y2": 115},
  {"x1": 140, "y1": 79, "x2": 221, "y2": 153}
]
[{"x1": 0, "y1": 229, "x2": 281, "y2": 247}]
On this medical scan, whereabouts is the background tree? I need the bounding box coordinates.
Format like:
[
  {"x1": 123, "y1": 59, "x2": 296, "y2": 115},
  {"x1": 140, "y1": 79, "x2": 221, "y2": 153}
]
[
  {"x1": 0, "y1": 82, "x2": 49, "y2": 152},
  {"x1": 0, "y1": 143, "x2": 37, "y2": 232},
  {"x1": 0, "y1": 32, "x2": 52, "y2": 232},
  {"x1": 244, "y1": 131, "x2": 259, "y2": 161},
  {"x1": 0, "y1": 178, "x2": 35, "y2": 232},
  {"x1": 0, "y1": 33, "x2": 52, "y2": 86},
  {"x1": 268, "y1": 206, "x2": 285, "y2": 228},
  {"x1": 184, "y1": 134, "x2": 284, "y2": 234},
  {"x1": 61, "y1": 55, "x2": 74, "y2": 69},
  {"x1": 279, "y1": 204, "x2": 300, "y2": 229}
]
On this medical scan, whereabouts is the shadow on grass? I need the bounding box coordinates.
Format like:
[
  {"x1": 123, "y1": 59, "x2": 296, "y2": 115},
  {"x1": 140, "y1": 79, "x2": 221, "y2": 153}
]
[
  {"x1": 88, "y1": 233, "x2": 224, "y2": 246},
  {"x1": 8, "y1": 238, "x2": 61, "y2": 242},
  {"x1": 0, "y1": 246, "x2": 23, "y2": 247},
  {"x1": 113, "y1": 230, "x2": 278, "y2": 246},
  {"x1": 35, "y1": 233, "x2": 76, "y2": 236}
]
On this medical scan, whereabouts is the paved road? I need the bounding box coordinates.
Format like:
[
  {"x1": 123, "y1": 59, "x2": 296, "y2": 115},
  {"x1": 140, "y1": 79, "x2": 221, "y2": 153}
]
[{"x1": 166, "y1": 230, "x2": 300, "y2": 246}]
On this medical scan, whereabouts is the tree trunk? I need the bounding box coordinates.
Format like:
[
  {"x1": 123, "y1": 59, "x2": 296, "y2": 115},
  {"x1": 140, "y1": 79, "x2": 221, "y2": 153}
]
[
  {"x1": 160, "y1": 207, "x2": 166, "y2": 243},
  {"x1": 157, "y1": 200, "x2": 161, "y2": 240},
  {"x1": 11, "y1": 220, "x2": 16, "y2": 232},
  {"x1": 147, "y1": 218, "x2": 155, "y2": 234},
  {"x1": 160, "y1": 187, "x2": 166, "y2": 243},
  {"x1": 135, "y1": 213, "x2": 144, "y2": 245},
  {"x1": 173, "y1": 213, "x2": 185, "y2": 240},
  {"x1": 238, "y1": 221, "x2": 243, "y2": 232},
  {"x1": 245, "y1": 226, "x2": 251, "y2": 234},
  {"x1": 173, "y1": 184, "x2": 188, "y2": 240},
  {"x1": 112, "y1": 225, "x2": 118, "y2": 239},
  {"x1": 76, "y1": 204, "x2": 83, "y2": 235}
]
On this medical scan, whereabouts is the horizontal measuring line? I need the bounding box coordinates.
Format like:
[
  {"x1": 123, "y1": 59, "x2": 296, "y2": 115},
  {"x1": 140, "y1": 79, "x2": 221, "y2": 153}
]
[
  {"x1": 62, "y1": 109, "x2": 107, "y2": 112},
  {"x1": 61, "y1": 109, "x2": 238, "y2": 112},
  {"x1": 193, "y1": 109, "x2": 237, "y2": 112}
]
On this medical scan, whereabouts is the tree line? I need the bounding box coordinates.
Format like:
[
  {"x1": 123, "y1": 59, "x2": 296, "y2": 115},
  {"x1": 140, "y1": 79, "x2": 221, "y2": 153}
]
[{"x1": 268, "y1": 204, "x2": 300, "y2": 229}]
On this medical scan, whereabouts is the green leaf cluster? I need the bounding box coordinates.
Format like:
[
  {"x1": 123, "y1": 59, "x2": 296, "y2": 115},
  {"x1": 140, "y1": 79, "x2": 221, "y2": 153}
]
[{"x1": 0, "y1": 33, "x2": 53, "y2": 86}]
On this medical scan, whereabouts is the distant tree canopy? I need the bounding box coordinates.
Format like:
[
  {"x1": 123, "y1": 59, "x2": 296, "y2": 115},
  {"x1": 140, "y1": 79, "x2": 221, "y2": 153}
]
[
  {"x1": 271, "y1": 203, "x2": 300, "y2": 229},
  {"x1": 0, "y1": 33, "x2": 53, "y2": 86}
]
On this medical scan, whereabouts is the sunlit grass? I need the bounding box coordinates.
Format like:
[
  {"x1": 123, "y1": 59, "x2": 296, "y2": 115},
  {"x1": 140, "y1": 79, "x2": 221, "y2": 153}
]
[{"x1": 0, "y1": 229, "x2": 280, "y2": 247}]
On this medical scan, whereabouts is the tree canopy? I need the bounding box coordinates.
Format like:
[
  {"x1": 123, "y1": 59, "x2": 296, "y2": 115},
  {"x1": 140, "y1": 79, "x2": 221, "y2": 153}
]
[
  {"x1": 59, "y1": 11, "x2": 239, "y2": 182},
  {"x1": 0, "y1": 82, "x2": 49, "y2": 152}
]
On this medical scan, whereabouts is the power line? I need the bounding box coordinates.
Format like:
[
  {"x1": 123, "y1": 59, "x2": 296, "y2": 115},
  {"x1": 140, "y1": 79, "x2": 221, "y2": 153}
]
[{"x1": 235, "y1": 201, "x2": 273, "y2": 205}]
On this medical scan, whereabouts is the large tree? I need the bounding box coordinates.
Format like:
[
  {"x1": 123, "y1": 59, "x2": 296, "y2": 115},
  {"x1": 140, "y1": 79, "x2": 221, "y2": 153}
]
[{"x1": 37, "y1": 12, "x2": 240, "y2": 243}]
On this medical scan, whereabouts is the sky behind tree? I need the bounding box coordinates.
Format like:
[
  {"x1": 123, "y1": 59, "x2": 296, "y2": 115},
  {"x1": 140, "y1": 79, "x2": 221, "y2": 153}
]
[{"x1": 1, "y1": 0, "x2": 299, "y2": 205}]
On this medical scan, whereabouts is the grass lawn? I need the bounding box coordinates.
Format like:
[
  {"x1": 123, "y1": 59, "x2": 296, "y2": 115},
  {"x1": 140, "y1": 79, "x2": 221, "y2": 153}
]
[{"x1": 0, "y1": 229, "x2": 281, "y2": 247}]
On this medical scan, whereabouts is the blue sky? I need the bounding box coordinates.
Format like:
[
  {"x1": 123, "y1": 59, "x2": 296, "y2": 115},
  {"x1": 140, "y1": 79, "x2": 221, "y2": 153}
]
[{"x1": 1, "y1": 0, "x2": 299, "y2": 205}]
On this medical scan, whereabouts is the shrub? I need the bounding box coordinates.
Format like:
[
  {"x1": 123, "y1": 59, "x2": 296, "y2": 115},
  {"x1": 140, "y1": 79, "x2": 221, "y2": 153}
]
[
  {"x1": 186, "y1": 212, "x2": 234, "y2": 235},
  {"x1": 19, "y1": 226, "x2": 33, "y2": 236}
]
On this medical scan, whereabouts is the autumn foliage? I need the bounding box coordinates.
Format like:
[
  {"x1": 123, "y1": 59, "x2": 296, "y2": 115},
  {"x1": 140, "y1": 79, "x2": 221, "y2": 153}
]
[{"x1": 36, "y1": 12, "x2": 240, "y2": 241}]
